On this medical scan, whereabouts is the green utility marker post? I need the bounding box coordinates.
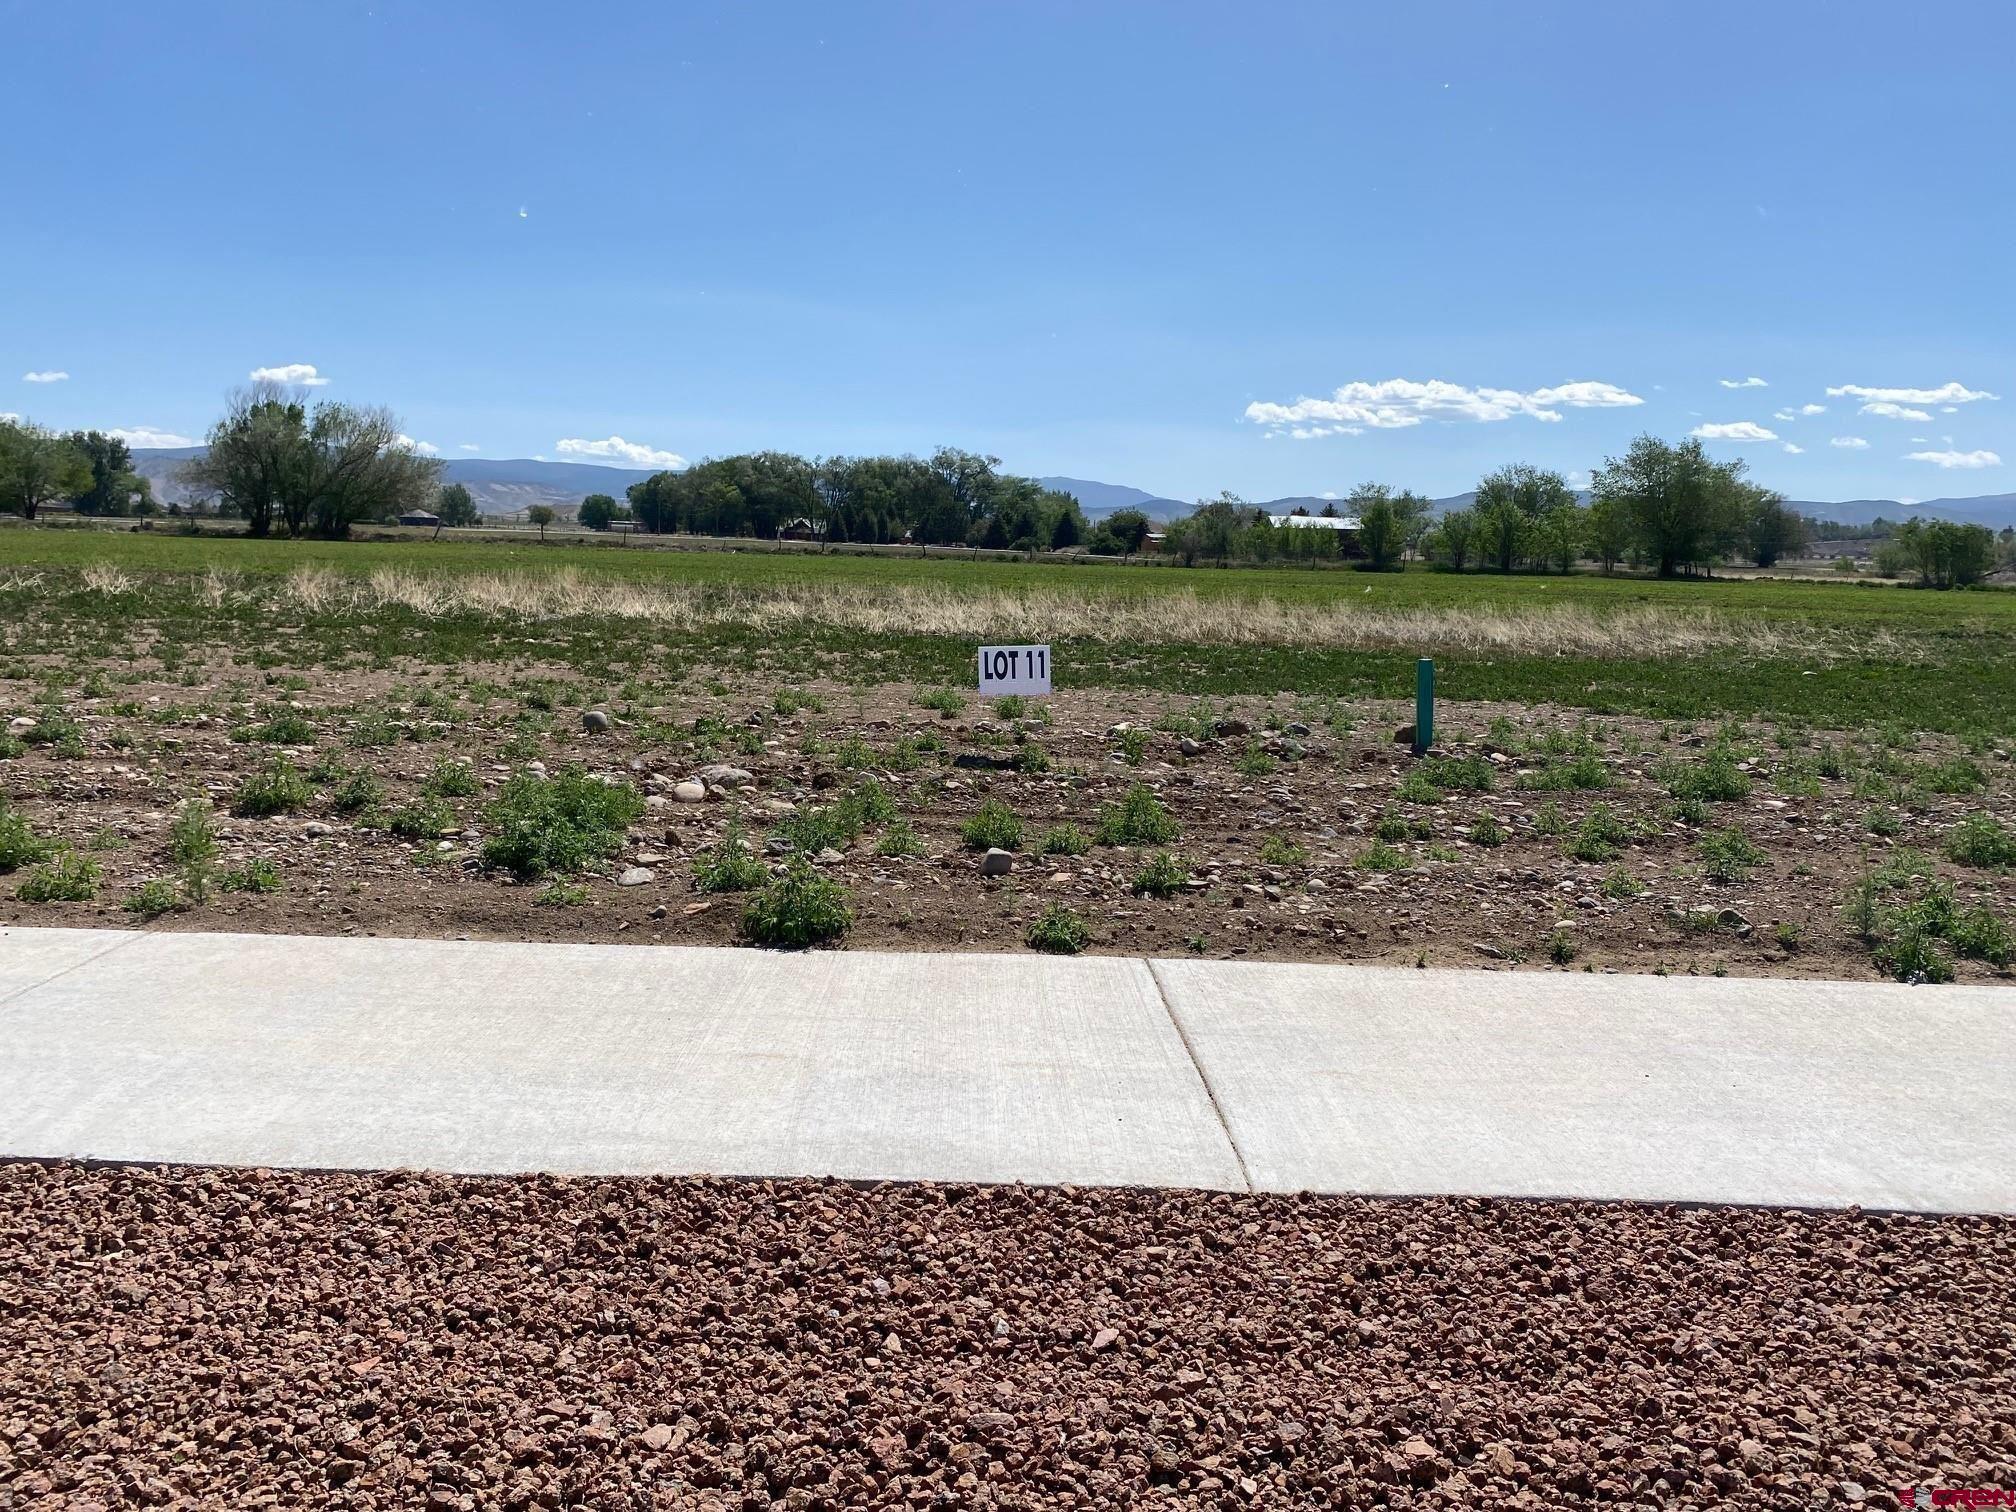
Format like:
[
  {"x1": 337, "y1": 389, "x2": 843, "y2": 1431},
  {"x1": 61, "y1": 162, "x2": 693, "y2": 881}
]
[{"x1": 1412, "y1": 658, "x2": 1435, "y2": 755}]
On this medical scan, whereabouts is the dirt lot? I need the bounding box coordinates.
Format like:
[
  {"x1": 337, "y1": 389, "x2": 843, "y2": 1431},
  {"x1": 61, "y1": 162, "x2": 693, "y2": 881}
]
[
  {"x1": 2, "y1": 659, "x2": 2012, "y2": 980},
  {"x1": 3, "y1": 1160, "x2": 2010, "y2": 1510}
]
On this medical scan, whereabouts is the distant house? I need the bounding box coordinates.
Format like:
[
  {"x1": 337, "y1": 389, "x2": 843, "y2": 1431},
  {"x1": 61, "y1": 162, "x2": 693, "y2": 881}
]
[
  {"x1": 777, "y1": 517, "x2": 824, "y2": 542},
  {"x1": 1269, "y1": 513, "x2": 1359, "y2": 533},
  {"x1": 398, "y1": 509, "x2": 441, "y2": 528}
]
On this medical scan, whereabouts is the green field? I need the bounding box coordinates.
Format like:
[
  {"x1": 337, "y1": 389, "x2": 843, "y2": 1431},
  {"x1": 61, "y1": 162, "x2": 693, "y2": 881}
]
[{"x1": 4, "y1": 526, "x2": 2014, "y2": 734}]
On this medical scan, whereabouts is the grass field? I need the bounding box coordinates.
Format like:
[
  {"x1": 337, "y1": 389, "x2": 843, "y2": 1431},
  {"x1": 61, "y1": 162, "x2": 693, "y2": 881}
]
[{"x1": 4, "y1": 526, "x2": 2013, "y2": 732}]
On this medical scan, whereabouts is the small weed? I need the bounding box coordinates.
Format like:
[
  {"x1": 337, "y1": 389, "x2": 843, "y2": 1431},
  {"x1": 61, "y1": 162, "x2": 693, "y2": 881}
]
[
  {"x1": 1095, "y1": 784, "x2": 1180, "y2": 846},
  {"x1": 1546, "y1": 929, "x2": 1578, "y2": 965},
  {"x1": 1419, "y1": 754, "x2": 1494, "y2": 792},
  {"x1": 874, "y1": 820, "x2": 925, "y2": 858},
  {"x1": 991, "y1": 695, "x2": 1029, "y2": 721},
  {"x1": 1946, "y1": 813, "x2": 2016, "y2": 868},
  {"x1": 1532, "y1": 801, "x2": 1569, "y2": 838},
  {"x1": 387, "y1": 796, "x2": 456, "y2": 841},
  {"x1": 1568, "y1": 804, "x2": 1631, "y2": 863},
  {"x1": 1258, "y1": 834, "x2": 1308, "y2": 866},
  {"x1": 1661, "y1": 746, "x2": 1751, "y2": 803},
  {"x1": 1396, "y1": 770, "x2": 1442, "y2": 805},
  {"x1": 913, "y1": 687, "x2": 966, "y2": 717},
  {"x1": 232, "y1": 756, "x2": 311, "y2": 817},
  {"x1": 694, "y1": 823, "x2": 770, "y2": 893},
  {"x1": 1919, "y1": 757, "x2": 1987, "y2": 795},
  {"x1": 423, "y1": 760, "x2": 480, "y2": 798},
  {"x1": 535, "y1": 881, "x2": 591, "y2": 906},
  {"x1": 124, "y1": 879, "x2": 184, "y2": 919},
  {"x1": 1602, "y1": 867, "x2": 1645, "y2": 899},
  {"x1": 0, "y1": 803, "x2": 55, "y2": 872},
  {"x1": 1358, "y1": 839, "x2": 1410, "y2": 871},
  {"x1": 1468, "y1": 813, "x2": 1508, "y2": 848},
  {"x1": 167, "y1": 800, "x2": 218, "y2": 870},
  {"x1": 1774, "y1": 920, "x2": 1802, "y2": 950},
  {"x1": 481, "y1": 767, "x2": 646, "y2": 880},
  {"x1": 1014, "y1": 743, "x2": 1052, "y2": 775},
  {"x1": 1235, "y1": 741, "x2": 1277, "y2": 778},
  {"x1": 1039, "y1": 823, "x2": 1092, "y2": 856},
  {"x1": 960, "y1": 798, "x2": 1024, "y2": 851},
  {"x1": 219, "y1": 858, "x2": 282, "y2": 893},
  {"x1": 1027, "y1": 902, "x2": 1092, "y2": 955},
  {"x1": 1699, "y1": 826, "x2": 1766, "y2": 883},
  {"x1": 1864, "y1": 808, "x2": 1902, "y2": 838},
  {"x1": 17, "y1": 851, "x2": 101, "y2": 903},
  {"x1": 1116, "y1": 727, "x2": 1149, "y2": 765},
  {"x1": 1131, "y1": 851, "x2": 1189, "y2": 897},
  {"x1": 1516, "y1": 752, "x2": 1611, "y2": 792},
  {"x1": 773, "y1": 688, "x2": 824, "y2": 716},
  {"x1": 741, "y1": 862, "x2": 853, "y2": 948}
]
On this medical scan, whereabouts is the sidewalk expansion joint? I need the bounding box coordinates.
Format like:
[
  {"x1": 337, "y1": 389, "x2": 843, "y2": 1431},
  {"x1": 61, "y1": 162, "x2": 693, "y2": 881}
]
[{"x1": 1144, "y1": 957, "x2": 1253, "y2": 1194}]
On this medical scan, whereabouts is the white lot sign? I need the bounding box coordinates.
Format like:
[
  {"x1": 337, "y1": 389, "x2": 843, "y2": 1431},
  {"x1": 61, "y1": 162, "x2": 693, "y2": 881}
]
[{"x1": 977, "y1": 643, "x2": 1052, "y2": 697}]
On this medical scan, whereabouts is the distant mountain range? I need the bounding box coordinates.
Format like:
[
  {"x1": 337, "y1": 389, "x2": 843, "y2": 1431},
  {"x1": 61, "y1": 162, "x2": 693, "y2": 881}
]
[{"x1": 128, "y1": 450, "x2": 2016, "y2": 531}]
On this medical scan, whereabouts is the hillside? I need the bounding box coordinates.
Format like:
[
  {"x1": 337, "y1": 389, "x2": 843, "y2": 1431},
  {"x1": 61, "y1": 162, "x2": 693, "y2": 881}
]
[{"x1": 130, "y1": 449, "x2": 656, "y2": 519}]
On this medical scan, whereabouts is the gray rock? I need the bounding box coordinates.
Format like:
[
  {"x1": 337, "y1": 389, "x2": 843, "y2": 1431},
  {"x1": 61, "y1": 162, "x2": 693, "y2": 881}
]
[
  {"x1": 1214, "y1": 716, "x2": 1250, "y2": 737},
  {"x1": 1285, "y1": 721, "x2": 1311, "y2": 737},
  {"x1": 814, "y1": 847, "x2": 845, "y2": 865},
  {"x1": 765, "y1": 837, "x2": 793, "y2": 856},
  {"x1": 302, "y1": 821, "x2": 334, "y2": 838},
  {"x1": 582, "y1": 709, "x2": 612, "y2": 733},
  {"x1": 673, "y1": 780, "x2": 707, "y2": 803},
  {"x1": 1177, "y1": 737, "x2": 1203, "y2": 757},
  {"x1": 696, "y1": 763, "x2": 754, "y2": 789},
  {"x1": 617, "y1": 866, "x2": 655, "y2": 886},
  {"x1": 979, "y1": 848, "x2": 1014, "y2": 877}
]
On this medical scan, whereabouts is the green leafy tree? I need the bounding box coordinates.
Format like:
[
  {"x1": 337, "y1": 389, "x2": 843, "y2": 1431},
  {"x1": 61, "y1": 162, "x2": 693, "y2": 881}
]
[
  {"x1": 435, "y1": 481, "x2": 479, "y2": 527},
  {"x1": 1474, "y1": 463, "x2": 1573, "y2": 572},
  {"x1": 1894, "y1": 517, "x2": 1997, "y2": 588},
  {"x1": 1049, "y1": 508, "x2": 1081, "y2": 549},
  {"x1": 180, "y1": 387, "x2": 306, "y2": 536},
  {"x1": 1432, "y1": 507, "x2": 1476, "y2": 570},
  {"x1": 1533, "y1": 502, "x2": 1587, "y2": 573},
  {"x1": 1591, "y1": 435, "x2": 1747, "y2": 578},
  {"x1": 63, "y1": 430, "x2": 149, "y2": 516},
  {"x1": 1746, "y1": 490, "x2": 1808, "y2": 567},
  {"x1": 1352, "y1": 490, "x2": 1404, "y2": 571},
  {"x1": 1584, "y1": 494, "x2": 1632, "y2": 574},
  {"x1": 527, "y1": 504, "x2": 556, "y2": 540},
  {"x1": 0, "y1": 419, "x2": 92, "y2": 521},
  {"x1": 1105, "y1": 508, "x2": 1152, "y2": 554},
  {"x1": 578, "y1": 493, "x2": 620, "y2": 531}
]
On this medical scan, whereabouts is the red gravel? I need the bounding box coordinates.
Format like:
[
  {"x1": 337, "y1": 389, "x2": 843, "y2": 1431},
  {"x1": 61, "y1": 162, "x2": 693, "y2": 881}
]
[{"x1": 2, "y1": 1163, "x2": 2011, "y2": 1509}]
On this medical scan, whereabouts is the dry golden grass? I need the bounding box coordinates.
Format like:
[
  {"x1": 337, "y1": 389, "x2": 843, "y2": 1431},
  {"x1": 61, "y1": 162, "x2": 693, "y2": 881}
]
[{"x1": 250, "y1": 565, "x2": 1863, "y2": 660}]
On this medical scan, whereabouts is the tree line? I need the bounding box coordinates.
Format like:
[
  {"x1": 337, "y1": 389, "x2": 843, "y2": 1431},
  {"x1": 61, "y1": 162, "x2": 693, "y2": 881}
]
[{"x1": 0, "y1": 419, "x2": 155, "y2": 520}]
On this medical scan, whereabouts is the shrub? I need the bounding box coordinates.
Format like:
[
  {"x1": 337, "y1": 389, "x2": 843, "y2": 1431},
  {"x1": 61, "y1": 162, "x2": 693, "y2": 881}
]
[
  {"x1": 1132, "y1": 851, "x2": 1189, "y2": 897},
  {"x1": 245, "y1": 710, "x2": 316, "y2": 744},
  {"x1": 1532, "y1": 801, "x2": 1569, "y2": 838},
  {"x1": 1546, "y1": 928, "x2": 1578, "y2": 965},
  {"x1": 231, "y1": 756, "x2": 312, "y2": 817},
  {"x1": 840, "y1": 778, "x2": 898, "y2": 827},
  {"x1": 1039, "y1": 823, "x2": 1091, "y2": 856},
  {"x1": 741, "y1": 862, "x2": 852, "y2": 948},
  {"x1": 991, "y1": 694, "x2": 1030, "y2": 721},
  {"x1": 1095, "y1": 784, "x2": 1179, "y2": 846},
  {"x1": 1468, "y1": 814, "x2": 1508, "y2": 847},
  {"x1": 912, "y1": 687, "x2": 966, "y2": 717},
  {"x1": 874, "y1": 820, "x2": 925, "y2": 858},
  {"x1": 1116, "y1": 727, "x2": 1149, "y2": 765},
  {"x1": 1014, "y1": 743, "x2": 1052, "y2": 775},
  {"x1": 387, "y1": 796, "x2": 456, "y2": 840},
  {"x1": 534, "y1": 881, "x2": 590, "y2": 906},
  {"x1": 1396, "y1": 770, "x2": 1442, "y2": 806},
  {"x1": 960, "y1": 798, "x2": 1024, "y2": 851},
  {"x1": 124, "y1": 879, "x2": 183, "y2": 919},
  {"x1": 1699, "y1": 826, "x2": 1765, "y2": 883},
  {"x1": 17, "y1": 851, "x2": 101, "y2": 903},
  {"x1": 773, "y1": 688, "x2": 824, "y2": 716},
  {"x1": 694, "y1": 823, "x2": 769, "y2": 893},
  {"x1": 1661, "y1": 746, "x2": 1750, "y2": 803},
  {"x1": 1864, "y1": 807, "x2": 1902, "y2": 838},
  {"x1": 1258, "y1": 834, "x2": 1308, "y2": 866},
  {"x1": 1920, "y1": 757, "x2": 1987, "y2": 795},
  {"x1": 1026, "y1": 902, "x2": 1091, "y2": 954},
  {"x1": 219, "y1": 858, "x2": 282, "y2": 893},
  {"x1": 1948, "y1": 904, "x2": 2014, "y2": 968},
  {"x1": 773, "y1": 805, "x2": 858, "y2": 856},
  {"x1": 481, "y1": 766, "x2": 646, "y2": 879},
  {"x1": 1602, "y1": 867, "x2": 1645, "y2": 899},
  {"x1": 0, "y1": 802, "x2": 55, "y2": 872},
  {"x1": 424, "y1": 759, "x2": 480, "y2": 798},
  {"x1": 1946, "y1": 813, "x2": 2016, "y2": 868}
]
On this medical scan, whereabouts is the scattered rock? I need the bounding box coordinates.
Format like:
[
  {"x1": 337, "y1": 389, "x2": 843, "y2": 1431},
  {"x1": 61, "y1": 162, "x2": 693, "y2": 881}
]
[
  {"x1": 673, "y1": 781, "x2": 707, "y2": 804},
  {"x1": 302, "y1": 821, "x2": 335, "y2": 838},
  {"x1": 979, "y1": 848, "x2": 1014, "y2": 877},
  {"x1": 617, "y1": 867, "x2": 655, "y2": 887},
  {"x1": 695, "y1": 764, "x2": 754, "y2": 789},
  {"x1": 1178, "y1": 737, "x2": 1203, "y2": 757},
  {"x1": 1214, "y1": 716, "x2": 1250, "y2": 737},
  {"x1": 582, "y1": 709, "x2": 612, "y2": 733}
]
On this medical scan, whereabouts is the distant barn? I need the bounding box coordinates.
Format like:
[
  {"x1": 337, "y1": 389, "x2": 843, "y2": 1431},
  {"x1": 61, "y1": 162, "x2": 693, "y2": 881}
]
[{"x1": 398, "y1": 509, "x2": 441, "y2": 528}]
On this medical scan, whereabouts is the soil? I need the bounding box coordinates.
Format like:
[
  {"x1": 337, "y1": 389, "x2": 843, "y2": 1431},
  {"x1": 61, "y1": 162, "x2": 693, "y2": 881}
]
[
  {"x1": 2, "y1": 662, "x2": 2012, "y2": 981},
  {"x1": 3, "y1": 1160, "x2": 2010, "y2": 1510}
]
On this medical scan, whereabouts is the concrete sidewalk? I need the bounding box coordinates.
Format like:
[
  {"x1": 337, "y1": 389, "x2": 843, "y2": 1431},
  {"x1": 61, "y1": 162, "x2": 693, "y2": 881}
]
[{"x1": 3, "y1": 925, "x2": 2012, "y2": 1213}]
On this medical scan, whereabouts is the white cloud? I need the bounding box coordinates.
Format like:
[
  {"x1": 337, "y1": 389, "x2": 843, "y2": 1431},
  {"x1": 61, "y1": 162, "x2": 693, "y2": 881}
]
[
  {"x1": 1830, "y1": 436, "x2": 1869, "y2": 449},
  {"x1": 248, "y1": 362, "x2": 330, "y2": 387},
  {"x1": 1905, "y1": 449, "x2": 2001, "y2": 470},
  {"x1": 459, "y1": 443, "x2": 480, "y2": 452},
  {"x1": 1691, "y1": 421, "x2": 1777, "y2": 441},
  {"x1": 1782, "y1": 442, "x2": 1805, "y2": 454},
  {"x1": 395, "y1": 435, "x2": 440, "y2": 457},
  {"x1": 555, "y1": 435, "x2": 686, "y2": 469},
  {"x1": 107, "y1": 426, "x2": 197, "y2": 449},
  {"x1": 22, "y1": 370, "x2": 68, "y2": 384},
  {"x1": 1244, "y1": 377, "x2": 1643, "y2": 433},
  {"x1": 1826, "y1": 381, "x2": 1997, "y2": 406},
  {"x1": 1719, "y1": 376, "x2": 1767, "y2": 389},
  {"x1": 1858, "y1": 401, "x2": 1932, "y2": 422},
  {"x1": 1773, "y1": 403, "x2": 1826, "y2": 420}
]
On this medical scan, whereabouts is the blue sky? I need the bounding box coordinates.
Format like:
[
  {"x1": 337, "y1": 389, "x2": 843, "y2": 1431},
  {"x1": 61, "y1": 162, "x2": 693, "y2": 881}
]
[{"x1": 4, "y1": 1, "x2": 2010, "y2": 503}]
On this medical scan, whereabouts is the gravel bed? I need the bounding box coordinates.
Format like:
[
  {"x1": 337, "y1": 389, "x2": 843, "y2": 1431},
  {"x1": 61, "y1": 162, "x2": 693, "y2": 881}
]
[{"x1": 2, "y1": 1162, "x2": 2011, "y2": 1508}]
